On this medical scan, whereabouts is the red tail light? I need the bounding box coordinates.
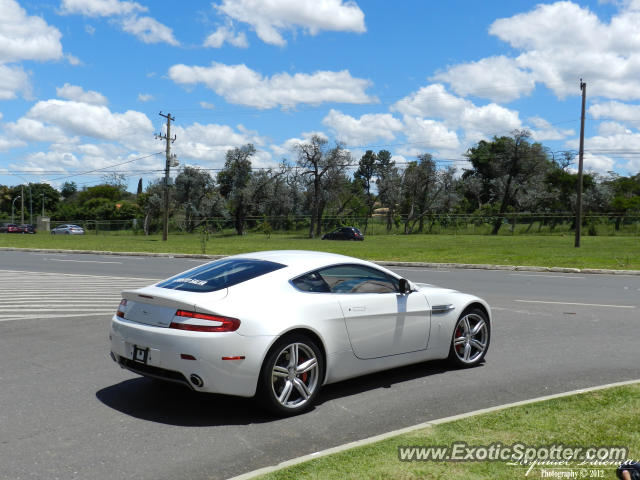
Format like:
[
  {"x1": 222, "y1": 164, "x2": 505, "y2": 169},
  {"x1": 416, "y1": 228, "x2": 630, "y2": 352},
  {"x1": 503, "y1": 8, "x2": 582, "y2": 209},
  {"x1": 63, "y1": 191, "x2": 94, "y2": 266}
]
[
  {"x1": 170, "y1": 310, "x2": 240, "y2": 332},
  {"x1": 116, "y1": 299, "x2": 127, "y2": 318}
]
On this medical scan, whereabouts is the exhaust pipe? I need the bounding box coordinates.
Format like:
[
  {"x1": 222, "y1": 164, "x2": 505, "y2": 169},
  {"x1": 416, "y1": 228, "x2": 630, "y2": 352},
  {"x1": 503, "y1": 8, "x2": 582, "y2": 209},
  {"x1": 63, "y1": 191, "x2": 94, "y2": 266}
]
[{"x1": 190, "y1": 374, "x2": 204, "y2": 388}]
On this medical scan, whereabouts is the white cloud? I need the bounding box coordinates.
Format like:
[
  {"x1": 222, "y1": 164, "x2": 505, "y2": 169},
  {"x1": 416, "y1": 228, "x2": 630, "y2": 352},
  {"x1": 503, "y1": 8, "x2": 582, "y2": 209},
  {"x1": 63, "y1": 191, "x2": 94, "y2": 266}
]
[
  {"x1": 0, "y1": 64, "x2": 31, "y2": 100},
  {"x1": 121, "y1": 15, "x2": 179, "y2": 45},
  {"x1": 401, "y1": 115, "x2": 460, "y2": 153},
  {"x1": 168, "y1": 62, "x2": 375, "y2": 109},
  {"x1": 0, "y1": 0, "x2": 64, "y2": 63},
  {"x1": 392, "y1": 84, "x2": 521, "y2": 141},
  {"x1": 25, "y1": 99, "x2": 153, "y2": 147},
  {"x1": 199, "y1": 101, "x2": 215, "y2": 110},
  {"x1": 582, "y1": 153, "x2": 617, "y2": 173},
  {"x1": 0, "y1": 135, "x2": 26, "y2": 151},
  {"x1": 215, "y1": 0, "x2": 365, "y2": 46},
  {"x1": 137, "y1": 93, "x2": 154, "y2": 102},
  {"x1": 432, "y1": 56, "x2": 535, "y2": 103},
  {"x1": 203, "y1": 25, "x2": 248, "y2": 48},
  {"x1": 272, "y1": 131, "x2": 329, "y2": 157},
  {"x1": 21, "y1": 150, "x2": 80, "y2": 169},
  {"x1": 65, "y1": 53, "x2": 82, "y2": 66},
  {"x1": 172, "y1": 122, "x2": 268, "y2": 165},
  {"x1": 0, "y1": 0, "x2": 65, "y2": 99},
  {"x1": 597, "y1": 121, "x2": 632, "y2": 136},
  {"x1": 5, "y1": 118, "x2": 72, "y2": 143},
  {"x1": 432, "y1": 1, "x2": 640, "y2": 102},
  {"x1": 589, "y1": 101, "x2": 640, "y2": 129},
  {"x1": 60, "y1": 0, "x2": 147, "y2": 17},
  {"x1": 61, "y1": 0, "x2": 178, "y2": 46},
  {"x1": 322, "y1": 109, "x2": 402, "y2": 146},
  {"x1": 564, "y1": 130, "x2": 640, "y2": 173},
  {"x1": 527, "y1": 116, "x2": 574, "y2": 141},
  {"x1": 56, "y1": 83, "x2": 108, "y2": 105}
]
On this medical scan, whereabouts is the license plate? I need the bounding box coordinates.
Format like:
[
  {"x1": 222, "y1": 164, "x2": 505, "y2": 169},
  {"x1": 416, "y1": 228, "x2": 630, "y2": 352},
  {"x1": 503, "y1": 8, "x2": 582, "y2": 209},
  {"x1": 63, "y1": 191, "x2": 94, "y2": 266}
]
[{"x1": 133, "y1": 345, "x2": 149, "y2": 364}]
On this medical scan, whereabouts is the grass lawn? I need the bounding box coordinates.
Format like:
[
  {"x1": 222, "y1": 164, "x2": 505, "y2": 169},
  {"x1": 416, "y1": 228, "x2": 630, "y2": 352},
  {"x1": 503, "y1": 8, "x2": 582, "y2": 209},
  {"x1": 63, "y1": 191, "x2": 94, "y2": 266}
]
[
  {"x1": 256, "y1": 384, "x2": 640, "y2": 480},
  {"x1": 1, "y1": 232, "x2": 638, "y2": 270}
]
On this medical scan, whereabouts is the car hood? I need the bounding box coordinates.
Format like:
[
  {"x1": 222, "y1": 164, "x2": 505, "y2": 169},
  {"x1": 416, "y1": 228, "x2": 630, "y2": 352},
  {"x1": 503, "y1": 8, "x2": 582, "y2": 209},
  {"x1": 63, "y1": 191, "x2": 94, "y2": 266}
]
[{"x1": 413, "y1": 282, "x2": 459, "y2": 295}]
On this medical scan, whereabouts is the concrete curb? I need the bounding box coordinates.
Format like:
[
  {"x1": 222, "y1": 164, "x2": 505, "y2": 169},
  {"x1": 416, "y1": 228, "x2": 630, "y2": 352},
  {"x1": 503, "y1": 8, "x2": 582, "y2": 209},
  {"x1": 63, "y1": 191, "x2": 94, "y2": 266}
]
[
  {"x1": 1, "y1": 247, "x2": 639, "y2": 275},
  {"x1": 227, "y1": 379, "x2": 640, "y2": 480}
]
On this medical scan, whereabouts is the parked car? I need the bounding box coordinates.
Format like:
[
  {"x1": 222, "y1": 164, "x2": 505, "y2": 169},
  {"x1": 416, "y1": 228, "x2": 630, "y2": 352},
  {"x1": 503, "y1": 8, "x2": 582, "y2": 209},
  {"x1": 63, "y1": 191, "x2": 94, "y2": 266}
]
[
  {"x1": 19, "y1": 224, "x2": 36, "y2": 234},
  {"x1": 50, "y1": 224, "x2": 84, "y2": 235},
  {"x1": 0, "y1": 223, "x2": 20, "y2": 233},
  {"x1": 322, "y1": 226, "x2": 364, "y2": 241},
  {"x1": 110, "y1": 250, "x2": 491, "y2": 416}
]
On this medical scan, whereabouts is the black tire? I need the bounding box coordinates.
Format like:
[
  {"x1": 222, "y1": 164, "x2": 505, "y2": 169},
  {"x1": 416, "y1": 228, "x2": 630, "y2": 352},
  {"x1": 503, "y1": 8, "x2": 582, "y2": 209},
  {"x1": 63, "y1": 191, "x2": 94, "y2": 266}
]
[
  {"x1": 448, "y1": 307, "x2": 490, "y2": 367},
  {"x1": 257, "y1": 333, "x2": 324, "y2": 416}
]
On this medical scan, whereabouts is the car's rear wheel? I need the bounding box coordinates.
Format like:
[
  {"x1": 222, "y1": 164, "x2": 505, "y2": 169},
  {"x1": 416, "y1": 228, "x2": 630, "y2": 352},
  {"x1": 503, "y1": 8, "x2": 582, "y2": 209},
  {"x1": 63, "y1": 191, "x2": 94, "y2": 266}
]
[
  {"x1": 258, "y1": 334, "x2": 324, "y2": 416},
  {"x1": 448, "y1": 308, "x2": 490, "y2": 367}
]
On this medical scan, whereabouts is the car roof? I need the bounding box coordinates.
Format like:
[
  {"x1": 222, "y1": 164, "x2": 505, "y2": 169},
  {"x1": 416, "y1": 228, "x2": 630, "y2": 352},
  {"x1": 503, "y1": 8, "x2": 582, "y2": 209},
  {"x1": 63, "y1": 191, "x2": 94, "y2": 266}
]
[{"x1": 230, "y1": 250, "x2": 374, "y2": 275}]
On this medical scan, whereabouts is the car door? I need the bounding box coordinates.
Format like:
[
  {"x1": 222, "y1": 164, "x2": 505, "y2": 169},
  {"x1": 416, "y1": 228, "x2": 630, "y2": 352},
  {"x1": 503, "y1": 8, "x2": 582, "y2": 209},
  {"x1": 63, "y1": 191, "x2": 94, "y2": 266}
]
[{"x1": 318, "y1": 264, "x2": 431, "y2": 359}]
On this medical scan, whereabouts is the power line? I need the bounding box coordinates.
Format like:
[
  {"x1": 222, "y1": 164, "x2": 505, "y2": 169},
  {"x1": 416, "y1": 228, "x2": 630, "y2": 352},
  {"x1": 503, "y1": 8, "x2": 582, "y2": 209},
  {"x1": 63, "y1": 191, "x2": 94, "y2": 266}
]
[{"x1": 46, "y1": 152, "x2": 163, "y2": 182}]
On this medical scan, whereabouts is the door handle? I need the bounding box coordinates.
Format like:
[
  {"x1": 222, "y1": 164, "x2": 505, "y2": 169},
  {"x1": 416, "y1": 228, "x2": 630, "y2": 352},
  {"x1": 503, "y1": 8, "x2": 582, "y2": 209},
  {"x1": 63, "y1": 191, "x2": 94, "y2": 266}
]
[{"x1": 349, "y1": 306, "x2": 366, "y2": 312}]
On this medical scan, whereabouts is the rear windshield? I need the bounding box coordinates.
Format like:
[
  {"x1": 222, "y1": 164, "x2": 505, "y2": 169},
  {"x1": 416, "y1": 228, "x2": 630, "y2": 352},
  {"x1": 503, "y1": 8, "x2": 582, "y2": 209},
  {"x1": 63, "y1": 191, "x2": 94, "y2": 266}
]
[{"x1": 157, "y1": 258, "x2": 286, "y2": 293}]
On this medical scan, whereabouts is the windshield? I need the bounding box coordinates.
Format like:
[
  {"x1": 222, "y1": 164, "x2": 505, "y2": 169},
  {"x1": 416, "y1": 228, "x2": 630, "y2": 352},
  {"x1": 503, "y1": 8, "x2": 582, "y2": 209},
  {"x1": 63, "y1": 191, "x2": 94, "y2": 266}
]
[{"x1": 157, "y1": 258, "x2": 286, "y2": 293}]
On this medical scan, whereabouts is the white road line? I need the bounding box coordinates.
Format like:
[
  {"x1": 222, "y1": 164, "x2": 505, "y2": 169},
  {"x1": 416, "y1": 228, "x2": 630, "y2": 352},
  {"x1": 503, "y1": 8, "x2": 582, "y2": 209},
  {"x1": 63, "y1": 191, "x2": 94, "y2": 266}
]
[
  {"x1": 509, "y1": 274, "x2": 584, "y2": 279},
  {"x1": 393, "y1": 267, "x2": 450, "y2": 273},
  {"x1": 0, "y1": 312, "x2": 117, "y2": 322},
  {"x1": 0, "y1": 270, "x2": 150, "y2": 322},
  {"x1": 47, "y1": 258, "x2": 123, "y2": 264},
  {"x1": 0, "y1": 269, "x2": 159, "y2": 281},
  {"x1": 514, "y1": 299, "x2": 636, "y2": 309},
  {"x1": 0, "y1": 306, "x2": 117, "y2": 312}
]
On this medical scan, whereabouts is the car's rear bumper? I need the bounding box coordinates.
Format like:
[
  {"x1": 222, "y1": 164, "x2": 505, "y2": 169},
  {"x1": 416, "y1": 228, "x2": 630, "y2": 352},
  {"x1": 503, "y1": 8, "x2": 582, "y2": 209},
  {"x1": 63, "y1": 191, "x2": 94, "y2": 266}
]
[{"x1": 110, "y1": 316, "x2": 275, "y2": 397}]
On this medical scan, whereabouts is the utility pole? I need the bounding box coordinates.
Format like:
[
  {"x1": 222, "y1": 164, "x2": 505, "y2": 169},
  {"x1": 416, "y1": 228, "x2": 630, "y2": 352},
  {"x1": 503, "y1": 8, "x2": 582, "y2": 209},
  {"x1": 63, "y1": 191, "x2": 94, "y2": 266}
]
[
  {"x1": 575, "y1": 80, "x2": 586, "y2": 248},
  {"x1": 155, "y1": 112, "x2": 176, "y2": 242},
  {"x1": 21, "y1": 185, "x2": 24, "y2": 224}
]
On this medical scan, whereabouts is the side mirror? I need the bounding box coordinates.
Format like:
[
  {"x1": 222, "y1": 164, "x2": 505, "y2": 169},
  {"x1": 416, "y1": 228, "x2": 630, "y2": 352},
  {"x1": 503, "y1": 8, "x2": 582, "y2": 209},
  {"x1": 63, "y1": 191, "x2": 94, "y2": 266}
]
[{"x1": 399, "y1": 278, "x2": 411, "y2": 294}]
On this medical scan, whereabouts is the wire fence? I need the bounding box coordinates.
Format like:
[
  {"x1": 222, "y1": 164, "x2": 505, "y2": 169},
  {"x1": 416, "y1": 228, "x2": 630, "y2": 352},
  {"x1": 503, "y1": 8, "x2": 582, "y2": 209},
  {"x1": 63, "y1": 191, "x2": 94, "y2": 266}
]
[{"x1": 46, "y1": 213, "x2": 640, "y2": 236}]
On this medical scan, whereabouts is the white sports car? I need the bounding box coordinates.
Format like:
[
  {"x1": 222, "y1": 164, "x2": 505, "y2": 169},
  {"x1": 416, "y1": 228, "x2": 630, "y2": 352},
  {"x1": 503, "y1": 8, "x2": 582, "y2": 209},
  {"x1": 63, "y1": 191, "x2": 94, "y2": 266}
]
[{"x1": 109, "y1": 250, "x2": 491, "y2": 415}]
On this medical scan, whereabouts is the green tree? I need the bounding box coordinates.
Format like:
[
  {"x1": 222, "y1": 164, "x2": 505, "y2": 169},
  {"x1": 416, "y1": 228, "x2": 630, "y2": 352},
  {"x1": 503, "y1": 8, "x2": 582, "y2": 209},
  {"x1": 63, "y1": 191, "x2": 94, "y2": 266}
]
[
  {"x1": 376, "y1": 150, "x2": 400, "y2": 231},
  {"x1": 400, "y1": 153, "x2": 441, "y2": 234},
  {"x1": 354, "y1": 150, "x2": 378, "y2": 234},
  {"x1": 174, "y1": 166, "x2": 216, "y2": 232},
  {"x1": 606, "y1": 173, "x2": 640, "y2": 230},
  {"x1": 464, "y1": 130, "x2": 551, "y2": 234},
  {"x1": 60, "y1": 181, "x2": 77, "y2": 200},
  {"x1": 218, "y1": 144, "x2": 255, "y2": 235},
  {"x1": 296, "y1": 135, "x2": 352, "y2": 238}
]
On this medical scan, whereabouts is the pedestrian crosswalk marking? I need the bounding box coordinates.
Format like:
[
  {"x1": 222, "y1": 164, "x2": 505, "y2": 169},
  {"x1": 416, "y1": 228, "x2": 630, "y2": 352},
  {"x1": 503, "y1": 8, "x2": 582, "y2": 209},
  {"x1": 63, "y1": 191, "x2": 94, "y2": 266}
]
[{"x1": 0, "y1": 270, "x2": 156, "y2": 322}]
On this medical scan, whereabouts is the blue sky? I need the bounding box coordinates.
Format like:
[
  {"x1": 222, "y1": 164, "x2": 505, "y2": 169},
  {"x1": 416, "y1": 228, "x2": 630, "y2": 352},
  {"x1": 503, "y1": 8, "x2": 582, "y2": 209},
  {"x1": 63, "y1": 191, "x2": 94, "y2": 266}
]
[{"x1": 1, "y1": 0, "x2": 639, "y2": 191}]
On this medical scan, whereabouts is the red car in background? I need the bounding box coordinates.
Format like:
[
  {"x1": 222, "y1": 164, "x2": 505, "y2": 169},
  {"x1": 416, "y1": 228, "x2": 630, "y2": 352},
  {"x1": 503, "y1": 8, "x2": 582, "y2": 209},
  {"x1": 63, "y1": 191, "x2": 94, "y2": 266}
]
[{"x1": 0, "y1": 223, "x2": 21, "y2": 233}]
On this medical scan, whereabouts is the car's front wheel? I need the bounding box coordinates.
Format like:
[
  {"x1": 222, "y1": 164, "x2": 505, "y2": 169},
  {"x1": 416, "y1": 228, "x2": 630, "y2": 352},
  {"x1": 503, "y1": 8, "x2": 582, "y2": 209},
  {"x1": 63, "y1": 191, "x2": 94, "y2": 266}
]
[
  {"x1": 258, "y1": 334, "x2": 324, "y2": 416},
  {"x1": 448, "y1": 307, "x2": 490, "y2": 367}
]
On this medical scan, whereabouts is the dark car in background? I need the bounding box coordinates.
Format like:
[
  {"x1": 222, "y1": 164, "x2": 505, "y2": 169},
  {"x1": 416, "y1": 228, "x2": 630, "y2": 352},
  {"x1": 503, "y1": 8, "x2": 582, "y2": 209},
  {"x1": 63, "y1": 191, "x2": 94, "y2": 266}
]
[
  {"x1": 19, "y1": 224, "x2": 36, "y2": 234},
  {"x1": 0, "y1": 223, "x2": 20, "y2": 233},
  {"x1": 322, "y1": 226, "x2": 364, "y2": 241}
]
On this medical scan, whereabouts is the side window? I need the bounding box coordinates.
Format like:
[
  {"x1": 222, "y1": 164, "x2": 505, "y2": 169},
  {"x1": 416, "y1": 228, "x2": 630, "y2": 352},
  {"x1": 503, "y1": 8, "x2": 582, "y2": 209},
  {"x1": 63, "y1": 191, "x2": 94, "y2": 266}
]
[
  {"x1": 291, "y1": 271, "x2": 331, "y2": 293},
  {"x1": 318, "y1": 264, "x2": 399, "y2": 294}
]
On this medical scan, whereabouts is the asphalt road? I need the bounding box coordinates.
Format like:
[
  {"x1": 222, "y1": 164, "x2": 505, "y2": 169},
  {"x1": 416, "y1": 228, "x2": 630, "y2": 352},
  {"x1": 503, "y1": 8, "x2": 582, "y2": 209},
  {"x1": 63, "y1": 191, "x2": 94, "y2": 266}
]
[{"x1": 1, "y1": 250, "x2": 638, "y2": 480}]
